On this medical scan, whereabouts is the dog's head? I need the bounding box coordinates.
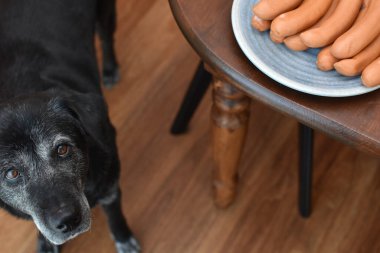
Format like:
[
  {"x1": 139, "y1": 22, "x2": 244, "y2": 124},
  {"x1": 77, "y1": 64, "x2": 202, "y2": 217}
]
[{"x1": 0, "y1": 91, "x2": 109, "y2": 244}]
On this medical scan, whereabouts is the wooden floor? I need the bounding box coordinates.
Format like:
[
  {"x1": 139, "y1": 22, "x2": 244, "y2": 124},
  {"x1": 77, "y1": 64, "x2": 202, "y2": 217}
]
[{"x1": 2, "y1": 1, "x2": 380, "y2": 253}]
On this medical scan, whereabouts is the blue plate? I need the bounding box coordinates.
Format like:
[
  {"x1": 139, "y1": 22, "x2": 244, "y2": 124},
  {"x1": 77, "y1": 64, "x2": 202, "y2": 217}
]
[{"x1": 231, "y1": 0, "x2": 380, "y2": 97}]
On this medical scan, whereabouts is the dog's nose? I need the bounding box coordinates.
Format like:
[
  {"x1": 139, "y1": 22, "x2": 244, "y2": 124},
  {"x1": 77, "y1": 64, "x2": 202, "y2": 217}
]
[{"x1": 51, "y1": 206, "x2": 82, "y2": 233}]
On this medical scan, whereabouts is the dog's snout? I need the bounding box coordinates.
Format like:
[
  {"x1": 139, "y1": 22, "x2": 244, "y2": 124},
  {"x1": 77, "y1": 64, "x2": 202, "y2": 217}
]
[
  {"x1": 56, "y1": 214, "x2": 81, "y2": 233},
  {"x1": 50, "y1": 206, "x2": 82, "y2": 233}
]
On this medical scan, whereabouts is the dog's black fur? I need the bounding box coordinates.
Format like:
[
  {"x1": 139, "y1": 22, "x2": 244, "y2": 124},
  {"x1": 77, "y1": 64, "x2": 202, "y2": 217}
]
[{"x1": 0, "y1": 0, "x2": 140, "y2": 252}]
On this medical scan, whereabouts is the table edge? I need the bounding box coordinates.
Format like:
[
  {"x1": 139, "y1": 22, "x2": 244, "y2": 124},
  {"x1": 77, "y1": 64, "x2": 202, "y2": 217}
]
[{"x1": 168, "y1": 0, "x2": 380, "y2": 156}]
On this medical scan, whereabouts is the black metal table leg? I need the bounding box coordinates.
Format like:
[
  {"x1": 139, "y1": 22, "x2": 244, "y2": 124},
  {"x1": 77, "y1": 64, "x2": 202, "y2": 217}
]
[
  {"x1": 299, "y1": 123, "x2": 314, "y2": 218},
  {"x1": 170, "y1": 62, "x2": 212, "y2": 134}
]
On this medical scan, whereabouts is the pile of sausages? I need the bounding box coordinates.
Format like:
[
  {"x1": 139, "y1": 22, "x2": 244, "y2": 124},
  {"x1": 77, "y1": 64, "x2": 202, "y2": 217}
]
[{"x1": 251, "y1": 0, "x2": 380, "y2": 87}]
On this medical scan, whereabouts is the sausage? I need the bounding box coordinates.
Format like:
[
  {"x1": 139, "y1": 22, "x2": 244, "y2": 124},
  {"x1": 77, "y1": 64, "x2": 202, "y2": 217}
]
[
  {"x1": 316, "y1": 45, "x2": 339, "y2": 71},
  {"x1": 361, "y1": 57, "x2": 380, "y2": 87},
  {"x1": 284, "y1": 35, "x2": 308, "y2": 51},
  {"x1": 334, "y1": 35, "x2": 380, "y2": 76},
  {"x1": 253, "y1": 0, "x2": 303, "y2": 21},
  {"x1": 284, "y1": 0, "x2": 338, "y2": 51},
  {"x1": 270, "y1": 0, "x2": 333, "y2": 43},
  {"x1": 300, "y1": 0, "x2": 362, "y2": 48},
  {"x1": 331, "y1": 0, "x2": 380, "y2": 59},
  {"x1": 251, "y1": 14, "x2": 271, "y2": 32},
  {"x1": 270, "y1": 29, "x2": 285, "y2": 44}
]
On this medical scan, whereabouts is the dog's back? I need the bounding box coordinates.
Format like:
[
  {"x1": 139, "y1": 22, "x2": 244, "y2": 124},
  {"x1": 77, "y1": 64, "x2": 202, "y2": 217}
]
[{"x1": 0, "y1": 0, "x2": 100, "y2": 98}]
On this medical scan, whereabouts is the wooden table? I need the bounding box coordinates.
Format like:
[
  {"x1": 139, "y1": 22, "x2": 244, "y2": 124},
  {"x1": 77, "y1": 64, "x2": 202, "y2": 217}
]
[{"x1": 169, "y1": 0, "x2": 380, "y2": 209}]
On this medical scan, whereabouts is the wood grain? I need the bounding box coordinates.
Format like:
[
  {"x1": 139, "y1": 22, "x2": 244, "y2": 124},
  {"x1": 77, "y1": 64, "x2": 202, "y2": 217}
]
[
  {"x1": 212, "y1": 80, "x2": 250, "y2": 208},
  {"x1": 1, "y1": 1, "x2": 380, "y2": 253}
]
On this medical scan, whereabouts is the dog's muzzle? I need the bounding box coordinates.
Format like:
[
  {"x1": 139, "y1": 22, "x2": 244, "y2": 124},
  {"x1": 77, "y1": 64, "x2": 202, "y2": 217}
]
[
  {"x1": 32, "y1": 193, "x2": 91, "y2": 245},
  {"x1": 47, "y1": 204, "x2": 83, "y2": 234}
]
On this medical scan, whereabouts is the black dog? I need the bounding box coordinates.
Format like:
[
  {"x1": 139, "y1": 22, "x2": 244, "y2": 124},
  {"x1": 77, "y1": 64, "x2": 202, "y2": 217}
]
[{"x1": 0, "y1": 0, "x2": 140, "y2": 252}]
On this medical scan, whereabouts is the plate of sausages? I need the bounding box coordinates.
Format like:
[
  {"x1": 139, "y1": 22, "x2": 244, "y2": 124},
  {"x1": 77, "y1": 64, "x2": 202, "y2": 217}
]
[{"x1": 231, "y1": 0, "x2": 380, "y2": 97}]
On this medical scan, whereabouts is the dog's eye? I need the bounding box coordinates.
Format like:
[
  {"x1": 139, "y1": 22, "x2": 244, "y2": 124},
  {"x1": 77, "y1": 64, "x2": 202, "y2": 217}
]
[
  {"x1": 5, "y1": 168, "x2": 20, "y2": 180},
  {"x1": 57, "y1": 144, "x2": 71, "y2": 157}
]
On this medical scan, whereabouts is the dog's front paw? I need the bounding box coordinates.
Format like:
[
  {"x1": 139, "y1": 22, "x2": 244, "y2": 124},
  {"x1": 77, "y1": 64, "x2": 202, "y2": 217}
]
[
  {"x1": 115, "y1": 236, "x2": 141, "y2": 253},
  {"x1": 37, "y1": 238, "x2": 60, "y2": 253}
]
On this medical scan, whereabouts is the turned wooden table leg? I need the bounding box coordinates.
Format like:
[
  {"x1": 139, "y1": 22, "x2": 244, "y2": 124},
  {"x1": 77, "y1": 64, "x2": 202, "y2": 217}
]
[{"x1": 211, "y1": 79, "x2": 251, "y2": 208}]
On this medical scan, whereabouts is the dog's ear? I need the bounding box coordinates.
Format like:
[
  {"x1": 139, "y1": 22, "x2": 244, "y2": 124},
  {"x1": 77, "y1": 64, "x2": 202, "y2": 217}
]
[{"x1": 48, "y1": 92, "x2": 115, "y2": 150}]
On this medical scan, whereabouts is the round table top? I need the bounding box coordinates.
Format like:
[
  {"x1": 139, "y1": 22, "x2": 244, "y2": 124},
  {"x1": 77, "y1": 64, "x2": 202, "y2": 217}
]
[{"x1": 169, "y1": 0, "x2": 380, "y2": 156}]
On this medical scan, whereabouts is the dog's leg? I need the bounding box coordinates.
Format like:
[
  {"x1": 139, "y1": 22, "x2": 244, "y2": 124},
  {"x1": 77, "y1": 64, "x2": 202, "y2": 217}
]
[
  {"x1": 37, "y1": 232, "x2": 60, "y2": 253},
  {"x1": 101, "y1": 188, "x2": 141, "y2": 253},
  {"x1": 97, "y1": 0, "x2": 119, "y2": 88}
]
